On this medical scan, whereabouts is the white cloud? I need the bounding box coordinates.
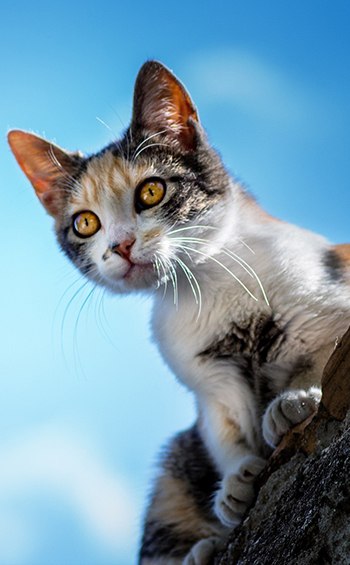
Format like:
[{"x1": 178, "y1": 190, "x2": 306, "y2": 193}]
[
  {"x1": 186, "y1": 48, "x2": 335, "y2": 133},
  {"x1": 0, "y1": 424, "x2": 137, "y2": 562},
  {"x1": 0, "y1": 510, "x2": 38, "y2": 565}
]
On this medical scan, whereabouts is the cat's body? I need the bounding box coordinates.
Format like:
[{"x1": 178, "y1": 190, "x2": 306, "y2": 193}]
[
  {"x1": 143, "y1": 193, "x2": 350, "y2": 563},
  {"x1": 8, "y1": 61, "x2": 350, "y2": 564}
]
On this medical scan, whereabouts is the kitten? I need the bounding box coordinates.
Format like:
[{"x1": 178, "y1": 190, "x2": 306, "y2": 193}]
[{"x1": 8, "y1": 60, "x2": 350, "y2": 565}]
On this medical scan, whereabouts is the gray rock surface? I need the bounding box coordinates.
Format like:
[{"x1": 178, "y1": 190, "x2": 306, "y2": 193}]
[{"x1": 215, "y1": 416, "x2": 350, "y2": 565}]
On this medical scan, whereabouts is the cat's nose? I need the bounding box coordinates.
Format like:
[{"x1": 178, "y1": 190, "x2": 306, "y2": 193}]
[{"x1": 110, "y1": 239, "x2": 135, "y2": 261}]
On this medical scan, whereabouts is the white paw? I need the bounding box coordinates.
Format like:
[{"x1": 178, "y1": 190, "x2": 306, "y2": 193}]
[
  {"x1": 214, "y1": 455, "x2": 266, "y2": 528},
  {"x1": 262, "y1": 387, "x2": 322, "y2": 448},
  {"x1": 183, "y1": 536, "x2": 225, "y2": 565}
]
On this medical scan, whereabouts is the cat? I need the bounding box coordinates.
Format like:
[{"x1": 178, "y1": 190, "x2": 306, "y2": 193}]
[{"x1": 8, "y1": 60, "x2": 350, "y2": 565}]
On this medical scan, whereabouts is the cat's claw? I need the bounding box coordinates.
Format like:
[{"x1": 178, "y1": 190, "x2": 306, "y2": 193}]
[
  {"x1": 214, "y1": 455, "x2": 266, "y2": 528},
  {"x1": 183, "y1": 536, "x2": 225, "y2": 565},
  {"x1": 262, "y1": 386, "x2": 322, "y2": 448}
]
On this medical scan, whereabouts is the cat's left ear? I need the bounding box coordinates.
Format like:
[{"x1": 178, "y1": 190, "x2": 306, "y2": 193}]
[
  {"x1": 8, "y1": 130, "x2": 83, "y2": 217},
  {"x1": 132, "y1": 60, "x2": 199, "y2": 151}
]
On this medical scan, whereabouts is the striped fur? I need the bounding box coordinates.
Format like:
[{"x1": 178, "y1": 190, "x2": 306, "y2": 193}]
[{"x1": 139, "y1": 426, "x2": 227, "y2": 563}]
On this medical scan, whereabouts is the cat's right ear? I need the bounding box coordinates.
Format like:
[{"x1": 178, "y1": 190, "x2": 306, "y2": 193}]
[{"x1": 7, "y1": 130, "x2": 82, "y2": 217}]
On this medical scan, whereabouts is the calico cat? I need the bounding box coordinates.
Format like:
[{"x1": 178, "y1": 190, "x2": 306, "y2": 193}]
[{"x1": 8, "y1": 60, "x2": 350, "y2": 565}]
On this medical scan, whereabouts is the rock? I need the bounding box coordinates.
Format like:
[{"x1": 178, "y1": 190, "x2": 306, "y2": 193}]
[{"x1": 214, "y1": 326, "x2": 350, "y2": 565}]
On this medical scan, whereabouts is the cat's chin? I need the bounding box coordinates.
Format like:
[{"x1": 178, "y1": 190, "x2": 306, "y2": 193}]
[
  {"x1": 103, "y1": 262, "x2": 158, "y2": 293},
  {"x1": 123, "y1": 262, "x2": 157, "y2": 287}
]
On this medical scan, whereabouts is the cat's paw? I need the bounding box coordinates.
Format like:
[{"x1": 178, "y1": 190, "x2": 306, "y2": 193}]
[
  {"x1": 183, "y1": 536, "x2": 225, "y2": 565},
  {"x1": 214, "y1": 455, "x2": 266, "y2": 528},
  {"x1": 262, "y1": 387, "x2": 322, "y2": 448}
]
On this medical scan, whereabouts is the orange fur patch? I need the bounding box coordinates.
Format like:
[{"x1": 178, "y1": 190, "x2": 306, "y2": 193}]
[
  {"x1": 148, "y1": 473, "x2": 225, "y2": 540},
  {"x1": 333, "y1": 244, "x2": 350, "y2": 269},
  {"x1": 71, "y1": 151, "x2": 154, "y2": 210},
  {"x1": 143, "y1": 228, "x2": 162, "y2": 242}
]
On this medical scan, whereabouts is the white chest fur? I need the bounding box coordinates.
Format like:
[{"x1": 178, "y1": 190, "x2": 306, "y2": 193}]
[{"x1": 151, "y1": 215, "x2": 350, "y2": 470}]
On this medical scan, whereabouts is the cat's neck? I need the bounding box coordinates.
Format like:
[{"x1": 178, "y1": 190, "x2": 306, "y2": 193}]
[{"x1": 153, "y1": 183, "x2": 336, "y2": 332}]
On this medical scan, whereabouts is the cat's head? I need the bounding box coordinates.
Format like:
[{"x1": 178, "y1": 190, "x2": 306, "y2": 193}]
[{"x1": 8, "y1": 61, "x2": 232, "y2": 294}]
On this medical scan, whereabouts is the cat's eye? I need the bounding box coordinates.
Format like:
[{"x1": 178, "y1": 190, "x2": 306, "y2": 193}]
[
  {"x1": 135, "y1": 178, "x2": 166, "y2": 212},
  {"x1": 73, "y1": 211, "x2": 101, "y2": 238}
]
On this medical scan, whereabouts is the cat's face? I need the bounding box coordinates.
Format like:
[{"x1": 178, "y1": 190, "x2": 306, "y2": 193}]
[{"x1": 8, "y1": 61, "x2": 230, "y2": 295}]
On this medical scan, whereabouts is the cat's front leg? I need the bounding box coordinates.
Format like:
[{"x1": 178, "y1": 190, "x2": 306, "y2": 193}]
[
  {"x1": 262, "y1": 386, "x2": 322, "y2": 448},
  {"x1": 213, "y1": 454, "x2": 266, "y2": 528},
  {"x1": 183, "y1": 536, "x2": 226, "y2": 565},
  {"x1": 199, "y1": 401, "x2": 266, "y2": 529}
]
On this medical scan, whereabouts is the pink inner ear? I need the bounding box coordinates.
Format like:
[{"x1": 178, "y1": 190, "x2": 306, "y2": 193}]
[
  {"x1": 8, "y1": 131, "x2": 59, "y2": 187},
  {"x1": 163, "y1": 72, "x2": 198, "y2": 126},
  {"x1": 39, "y1": 190, "x2": 61, "y2": 216},
  {"x1": 8, "y1": 130, "x2": 72, "y2": 217},
  {"x1": 132, "y1": 61, "x2": 199, "y2": 151},
  {"x1": 150, "y1": 68, "x2": 198, "y2": 150},
  {"x1": 32, "y1": 175, "x2": 54, "y2": 194}
]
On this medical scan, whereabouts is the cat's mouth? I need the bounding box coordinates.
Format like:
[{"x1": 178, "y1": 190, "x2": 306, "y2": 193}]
[
  {"x1": 123, "y1": 260, "x2": 155, "y2": 283},
  {"x1": 99, "y1": 257, "x2": 157, "y2": 292}
]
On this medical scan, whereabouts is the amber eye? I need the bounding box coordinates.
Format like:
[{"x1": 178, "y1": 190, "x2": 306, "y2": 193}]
[
  {"x1": 73, "y1": 211, "x2": 101, "y2": 238},
  {"x1": 135, "y1": 178, "x2": 166, "y2": 212}
]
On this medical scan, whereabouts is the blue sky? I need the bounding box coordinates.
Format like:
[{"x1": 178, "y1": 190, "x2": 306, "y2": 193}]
[{"x1": 1, "y1": 2, "x2": 350, "y2": 564}]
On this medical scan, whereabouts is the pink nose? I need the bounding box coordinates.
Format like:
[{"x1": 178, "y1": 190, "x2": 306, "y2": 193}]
[{"x1": 110, "y1": 239, "x2": 135, "y2": 261}]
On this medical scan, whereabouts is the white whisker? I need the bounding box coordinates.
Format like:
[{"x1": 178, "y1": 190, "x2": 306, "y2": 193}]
[
  {"x1": 167, "y1": 225, "x2": 257, "y2": 257},
  {"x1": 132, "y1": 142, "x2": 169, "y2": 162},
  {"x1": 175, "y1": 243, "x2": 259, "y2": 302},
  {"x1": 166, "y1": 225, "x2": 219, "y2": 236},
  {"x1": 131, "y1": 130, "x2": 168, "y2": 162},
  {"x1": 155, "y1": 254, "x2": 169, "y2": 298},
  {"x1": 47, "y1": 146, "x2": 84, "y2": 194},
  {"x1": 96, "y1": 116, "x2": 114, "y2": 133},
  {"x1": 94, "y1": 288, "x2": 118, "y2": 350},
  {"x1": 173, "y1": 255, "x2": 202, "y2": 321},
  {"x1": 172, "y1": 237, "x2": 255, "y2": 279},
  {"x1": 167, "y1": 258, "x2": 178, "y2": 309},
  {"x1": 96, "y1": 116, "x2": 128, "y2": 173},
  {"x1": 221, "y1": 248, "x2": 269, "y2": 305},
  {"x1": 154, "y1": 255, "x2": 161, "y2": 288},
  {"x1": 157, "y1": 251, "x2": 178, "y2": 308},
  {"x1": 169, "y1": 235, "x2": 269, "y2": 305},
  {"x1": 98, "y1": 117, "x2": 128, "y2": 172},
  {"x1": 72, "y1": 285, "x2": 97, "y2": 379}
]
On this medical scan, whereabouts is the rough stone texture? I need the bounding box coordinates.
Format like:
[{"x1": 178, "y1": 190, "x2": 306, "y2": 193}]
[
  {"x1": 215, "y1": 415, "x2": 350, "y2": 564},
  {"x1": 214, "y1": 325, "x2": 350, "y2": 565}
]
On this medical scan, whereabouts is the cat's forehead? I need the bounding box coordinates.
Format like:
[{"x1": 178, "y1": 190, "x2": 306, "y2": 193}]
[{"x1": 72, "y1": 149, "x2": 155, "y2": 208}]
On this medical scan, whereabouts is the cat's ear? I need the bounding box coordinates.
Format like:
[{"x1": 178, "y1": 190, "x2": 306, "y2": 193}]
[
  {"x1": 132, "y1": 60, "x2": 199, "y2": 151},
  {"x1": 7, "y1": 130, "x2": 83, "y2": 217}
]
